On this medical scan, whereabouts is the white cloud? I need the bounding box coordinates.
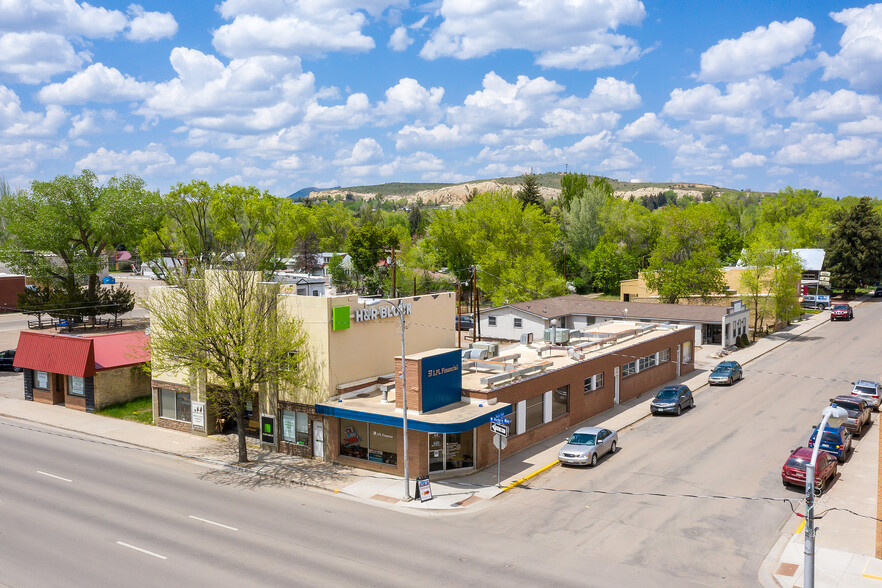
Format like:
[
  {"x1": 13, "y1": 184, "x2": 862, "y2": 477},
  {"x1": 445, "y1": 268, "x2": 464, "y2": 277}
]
[
  {"x1": 374, "y1": 78, "x2": 444, "y2": 124},
  {"x1": 0, "y1": 32, "x2": 85, "y2": 83},
  {"x1": 389, "y1": 26, "x2": 412, "y2": 51},
  {"x1": 699, "y1": 18, "x2": 814, "y2": 82},
  {"x1": 730, "y1": 152, "x2": 768, "y2": 168},
  {"x1": 585, "y1": 77, "x2": 641, "y2": 111},
  {"x1": 0, "y1": 0, "x2": 127, "y2": 38},
  {"x1": 334, "y1": 138, "x2": 384, "y2": 166},
  {"x1": 775, "y1": 133, "x2": 879, "y2": 165},
  {"x1": 0, "y1": 85, "x2": 67, "y2": 137},
  {"x1": 420, "y1": 0, "x2": 646, "y2": 70},
  {"x1": 821, "y1": 4, "x2": 882, "y2": 92},
  {"x1": 139, "y1": 49, "x2": 317, "y2": 133},
  {"x1": 212, "y1": 0, "x2": 405, "y2": 58},
  {"x1": 126, "y1": 4, "x2": 178, "y2": 42},
  {"x1": 839, "y1": 115, "x2": 882, "y2": 135},
  {"x1": 75, "y1": 143, "x2": 177, "y2": 176},
  {"x1": 68, "y1": 109, "x2": 121, "y2": 139},
  {"x1": 305, "y1": 93, "x2": 372, "y2": 129},
  {"x1": 781, "y1": 89, "x2": 882, "y2": 123},
  {"x1": 618, "y1": 113, "x2": 680, "y2": 143},
  {"x1": 664, "y1": 76, "x2": 789, "y2": 119},
  {"x1": 38, "y1": 64, "x2": 154, "y2": 104},
  {"x1": 394, "y1": 123, "x2": 470, "y2": 150},
  {"x1": 672, "y1": 139, "x2": 732, "y2": 176}
]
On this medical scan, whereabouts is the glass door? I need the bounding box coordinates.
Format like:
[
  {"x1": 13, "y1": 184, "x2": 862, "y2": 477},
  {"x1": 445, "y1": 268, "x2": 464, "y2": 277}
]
[
  {"x1": 428, "y1": 431, "x2": 475, "y2": 472},
  {"x1": 429, "y1": 433, "x2": 444, "y2": 472}
]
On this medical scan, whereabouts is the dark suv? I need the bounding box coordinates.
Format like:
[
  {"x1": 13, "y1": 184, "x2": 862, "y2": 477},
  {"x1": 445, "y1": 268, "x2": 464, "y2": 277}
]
[
  {"x1": 650, "y1": 385, "x2": 694, "y2": 416},
  {"x1": 829, "y1": 396, "x2": 872, "y2": 436},
  {"x1": 808, "y1": 425, "x2": 853, "y2": 463},
  {"x1": 0, "y1": 349, "x2": 20, "y2": 372}
]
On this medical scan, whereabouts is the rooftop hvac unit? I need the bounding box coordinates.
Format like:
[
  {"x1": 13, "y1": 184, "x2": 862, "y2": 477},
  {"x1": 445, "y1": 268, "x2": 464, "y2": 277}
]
[
  {"x1": 520, "y1": 332, "x2": 533, "y2": 345},
  {"x1": 470, "y1": 341, "x2": 499, "y2": 357},
  {"x1": 464, "y1": 348, "x2": 488, "y2": 360},
  {"x1": 544, "y1": 328, "x2": 571, "y2": 344}
]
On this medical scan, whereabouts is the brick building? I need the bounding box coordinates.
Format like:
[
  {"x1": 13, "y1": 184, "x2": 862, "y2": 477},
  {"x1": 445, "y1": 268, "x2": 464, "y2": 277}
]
[
  {"x1": 316, "y1": 321, "x2": 695, "y2": 478},
  {"x1": 14, "y1": 331, "x2": 150, "y2": 412}
]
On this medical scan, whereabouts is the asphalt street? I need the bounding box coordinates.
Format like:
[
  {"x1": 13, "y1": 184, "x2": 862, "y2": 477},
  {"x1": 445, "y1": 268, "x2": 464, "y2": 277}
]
[{"x1": 484, "y1": 297, "x2": 882, "y2": 586}]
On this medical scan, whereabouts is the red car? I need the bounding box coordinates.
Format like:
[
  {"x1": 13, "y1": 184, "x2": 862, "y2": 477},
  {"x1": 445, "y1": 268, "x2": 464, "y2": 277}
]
[
  {"x1": 782, "y1": 446, "x2": 838, "y2": 492},
  {"x1": 831, "y1": 304, "x2": 853, "y2": 321}
]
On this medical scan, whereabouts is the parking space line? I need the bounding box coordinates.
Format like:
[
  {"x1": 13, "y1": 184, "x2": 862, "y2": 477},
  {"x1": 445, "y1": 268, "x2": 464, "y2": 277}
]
[
  {"x1": 188, "y1": 515, "x2": 238, "y2": 531},
  {"x1": 116, "y1": 541, "x2": 167, "y2": 559},
  {"x1": 37, "y1": 471, "x2": 72, "y2": 483}
]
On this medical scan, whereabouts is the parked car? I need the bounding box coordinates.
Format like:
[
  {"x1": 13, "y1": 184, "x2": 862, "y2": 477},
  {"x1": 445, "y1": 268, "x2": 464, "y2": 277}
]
[
  {"x1": 829, "y1": 396, "x2": 872, "y2": 436},
  {"x1": 781, "y1": 446, "x2": 838, "y2": 492},
  {"x1": 808, "y1": 425, "x2": 853, "y2": 463},
  {"x1": 455, "y1": 314, "x2": 474, "y2": 331},
  {"x1": 851, "y1": 380, "x2": 882, "y2": 411},
  {"x1": 0, "y1": 349, "x2": 20, "y2": 372},
  {"x1": 830, "y1": 304, "x2": 854, "y2": 321},
  {"x1": 650, "y1": 384, "x2": 694, "y2": 416},
  {"x1": 874, "y1": 286, "x2": 882, "y2": 297},
  {"x1": 558, "y1": 426, "x2": 618, "y2": 467},
  {"x1": 708, "y1": 361, "x2": 743, "y2": 385}
]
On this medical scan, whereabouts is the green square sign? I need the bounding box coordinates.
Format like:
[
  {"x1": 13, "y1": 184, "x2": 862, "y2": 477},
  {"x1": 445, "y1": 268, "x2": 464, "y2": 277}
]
[{"x1": 332, "y1": 305, "x2": 350, "y2": 331}]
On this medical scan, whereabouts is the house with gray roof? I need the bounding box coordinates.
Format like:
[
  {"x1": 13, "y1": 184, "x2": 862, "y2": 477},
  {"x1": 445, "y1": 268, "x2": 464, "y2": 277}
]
[{"x1": 478, "y1": 294, "x2": 749, "y2": 348}]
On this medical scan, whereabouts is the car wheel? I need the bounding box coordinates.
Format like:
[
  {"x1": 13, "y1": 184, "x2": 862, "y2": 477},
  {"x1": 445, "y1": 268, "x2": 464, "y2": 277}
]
[
  {"x1": 590, "y1": 453, "x2": 598, "y2": 467},
  {"x1": 817, "y1": 477, "x2": 826, "y2": 494},
  {"x1": 689, "y1": 398, "x2": 695, "y2": 409},
  {"x1": 857, "y1": 422, "x2": 864, "y2": 437},
  {"x1": 676, "y1": 405, "x2": 682, "y2": 416},
  {"x1": 728, "y1": 376, "x2": 733, "y2": 385},
  {"x1": 610, "y1": 441, "x2": 617, "y2": 454}
]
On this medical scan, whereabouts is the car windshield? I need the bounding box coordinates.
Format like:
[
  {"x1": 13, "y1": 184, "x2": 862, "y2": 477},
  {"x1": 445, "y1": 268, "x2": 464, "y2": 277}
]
[
  {"x1": 833, "y1": 401, "x2": 861, "y2": 415},
  {"x1": 855, "y1": 386, "x2": 877, "y2": 396},
  {"x1": 656, "y1": 388, "x2": 679, "y2": 399},
  {"x1": 833, "y1": 305, "x2": 848, "y2": 310},
  {"x1": 712, "y1": 367, "x2": 730, "y2": 374},
  {"x1": 786, "y1": 457, "x2": 807, "y2": 470},
  {"x1": 568, "y1": 433, "x2": 596, "y2": 446},
  {"x1": 819, "y1": 431, "x2": 841, "y2": 444}
]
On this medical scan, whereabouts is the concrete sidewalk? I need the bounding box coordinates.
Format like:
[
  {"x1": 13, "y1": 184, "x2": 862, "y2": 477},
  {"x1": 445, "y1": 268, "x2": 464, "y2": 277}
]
[{"x1": 0, "y1": 302, "x2": 843, "y2": 517}]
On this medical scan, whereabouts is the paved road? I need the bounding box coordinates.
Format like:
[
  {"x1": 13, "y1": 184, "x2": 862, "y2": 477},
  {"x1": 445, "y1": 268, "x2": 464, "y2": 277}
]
[
  {"x1": 481, "y1": 298, "x2": 882, "y2": 586},
  {"x1": 0, "y1": 418, "x2": 685, "y2": 587}
]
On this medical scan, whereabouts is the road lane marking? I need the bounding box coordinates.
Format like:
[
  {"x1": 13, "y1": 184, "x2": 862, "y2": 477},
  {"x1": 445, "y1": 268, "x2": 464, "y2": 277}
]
[
  {"x1": 188, "y1": 515, "x2": 238, "y2": 531},
  {"x1": 116, "y1": 541, "x2": 167, "y2": 559},
  {"x1": 37, "y1": 471, "x2": 72, "y2": 482}
]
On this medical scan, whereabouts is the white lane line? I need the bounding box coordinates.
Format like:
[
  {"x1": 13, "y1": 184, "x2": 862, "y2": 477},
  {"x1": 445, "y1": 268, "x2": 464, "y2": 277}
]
[
  {"x1": 37, "y1": 471, "x2": 72, "y2": 482},
  {"x1": 116, "y1": 541, "x2": 167, "y2": 559},
  {"x1": 188, "y1": 515, "x2": 238, "y2": 531}
]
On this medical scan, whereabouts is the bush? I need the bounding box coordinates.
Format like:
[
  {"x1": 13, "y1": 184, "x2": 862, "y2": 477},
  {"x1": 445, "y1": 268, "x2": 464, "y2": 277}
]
[
  {"x1": 118, "y1": 261, "x2": 133, "y2": 272},
  {"x1": 739, "y1": 333, "x2": 750, "y2": 347}
]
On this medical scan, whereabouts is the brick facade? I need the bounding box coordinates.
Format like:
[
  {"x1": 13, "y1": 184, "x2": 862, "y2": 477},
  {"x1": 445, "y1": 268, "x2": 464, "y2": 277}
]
[{"x1": 93, "y1": 366, "x2": 151, "y2": 411}]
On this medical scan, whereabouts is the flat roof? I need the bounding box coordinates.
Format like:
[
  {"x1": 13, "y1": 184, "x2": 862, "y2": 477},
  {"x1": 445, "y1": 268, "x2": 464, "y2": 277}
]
[
  {"x1": 462, "y1": 322, "x2": 691, "y2": 391},
  {"x1": 316, "y1": 392, "x2": 511, "y2": 433},
  {"x1": 499, "y1": 294, "x2": 739, "y2": 322}
]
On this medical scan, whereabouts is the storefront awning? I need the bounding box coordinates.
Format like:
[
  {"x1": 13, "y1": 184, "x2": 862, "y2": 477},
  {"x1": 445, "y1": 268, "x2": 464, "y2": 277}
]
[{"x1": 316, "y1": 394, "x2": 512, "y2": 434}]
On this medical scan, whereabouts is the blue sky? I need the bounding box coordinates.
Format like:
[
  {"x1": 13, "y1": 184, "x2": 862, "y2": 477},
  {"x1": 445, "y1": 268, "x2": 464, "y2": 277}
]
[{"x1": 3, "y1": 1, "x2": 882, "y2": 198}]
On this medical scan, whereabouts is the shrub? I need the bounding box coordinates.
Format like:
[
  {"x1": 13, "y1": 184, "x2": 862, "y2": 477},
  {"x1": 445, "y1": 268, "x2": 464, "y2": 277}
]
[{"x1": 739, "y1": 333, "x2": 750, "y2": 347}]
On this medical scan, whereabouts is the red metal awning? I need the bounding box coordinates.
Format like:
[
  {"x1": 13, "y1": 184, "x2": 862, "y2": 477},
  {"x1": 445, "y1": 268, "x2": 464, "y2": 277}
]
[{"x1": 13, "y1": 331, "x2": 150, "y2": 377}]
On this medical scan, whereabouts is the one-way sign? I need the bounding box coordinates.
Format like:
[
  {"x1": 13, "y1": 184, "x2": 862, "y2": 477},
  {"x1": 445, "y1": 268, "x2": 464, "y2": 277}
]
[{"x1": 490, "y1": 422, "x2": 509, "y2": 437}]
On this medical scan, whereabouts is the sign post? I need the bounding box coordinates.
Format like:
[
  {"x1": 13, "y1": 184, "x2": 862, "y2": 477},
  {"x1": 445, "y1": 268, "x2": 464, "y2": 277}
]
[{"x1": 490, "y1": 413, "x2": 511, "y2": 487}]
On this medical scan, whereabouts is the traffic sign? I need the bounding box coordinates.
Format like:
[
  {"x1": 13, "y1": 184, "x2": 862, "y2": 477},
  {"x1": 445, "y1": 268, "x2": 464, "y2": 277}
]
[
  {"x1": 493, "y1": 433, "x2": 507, "y2": 450},
  {"x1": 490, "y1": 422, "x2": 509, "y2": 437},
  {"x1": 490, "y1": 416, "x2": 511, "y2": 425}
]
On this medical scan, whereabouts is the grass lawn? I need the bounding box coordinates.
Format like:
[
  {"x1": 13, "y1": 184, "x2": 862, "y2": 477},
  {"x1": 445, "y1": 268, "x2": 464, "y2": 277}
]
[{"x1": 96, "y1": 396, "x2": 153, "y2": 425}]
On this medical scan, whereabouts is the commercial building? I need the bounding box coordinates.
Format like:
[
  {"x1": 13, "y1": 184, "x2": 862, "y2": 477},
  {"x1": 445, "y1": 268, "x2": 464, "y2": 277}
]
[
  {"x1": 478, "y1": 294, "x2": 748, "y2": 348},
  {"x1": 316, "y1": 320, "x2": 694, "y2": 478},
  {"x1": 14, "y1": 331, "x2": 150, "y2": 412}
]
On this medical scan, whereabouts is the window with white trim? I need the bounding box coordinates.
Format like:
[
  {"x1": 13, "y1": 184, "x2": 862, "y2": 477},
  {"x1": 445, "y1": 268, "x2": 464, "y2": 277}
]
[
  {"x1": 488, "y1": 316, "x2": 497, "y2": 327},
  {"x1": 34, "y1": 370, "x2": 49, "y2": 390},
  {"x1": 659, "y1": 348, "x2": 670, "y2": 363},
  {"x1": 584, "y1": 372, "x2": 605, "y2": 392},
  {"x1": 281, "y1": 410, "x2": 309, "y2": 446},
  {"x1": 638, "y1": 354, "x2": 657, "y2": 371},
  {"x1": 622, "y1": 361, "x2": 637, "y2": 377},
  {"x1": 67, "y1": 375, "x2": 85, "y2": 397},
  {"x1": 524, "y1": 393, "x2": 544, "y2": 429},
  {"x1": 159, "y1": 388, "x2": 191, "y2": 422},
  {"x1": 513, "y1": 317, "x2": 522, "y2": 329}
]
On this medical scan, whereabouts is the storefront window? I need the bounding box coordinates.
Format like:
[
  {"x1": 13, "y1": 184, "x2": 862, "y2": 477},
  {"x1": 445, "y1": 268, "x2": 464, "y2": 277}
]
[
  {"x1": 525, "y1": 393, "x2": 544, "y2": 430},
  {"x1": 339, "y1": 419, "x2": 397, "y2": 465},
  {"x1": 428, "y1": 431, "x2": 475, "y2": 472},
  {"x1": 551, "y1": 385, "x2": 568, "y2": 419},
  {"x1": 282, "y1": 410, "x2": 309, "y2": 446},
  {"x1": 159, "y1": 388, "x2": 191, "y2": 422},
  {"x1": 67, "y1": 375, "x2": 85, "y2": 397},
  {"x1": 34, "y1": 370, "x2": 49, "y2": 390},
  {"x1": 682, "y1": 341, "x2": 693, "y2": 363}
]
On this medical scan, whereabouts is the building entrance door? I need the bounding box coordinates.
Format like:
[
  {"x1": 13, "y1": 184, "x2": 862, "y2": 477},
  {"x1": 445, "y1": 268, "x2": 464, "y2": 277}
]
[
  {"x1": 428, "y1": 431, "x2": 475, "y2": 473},
  {"x1": 313, "y1": 420, "x2": 324, "y2": 459}
]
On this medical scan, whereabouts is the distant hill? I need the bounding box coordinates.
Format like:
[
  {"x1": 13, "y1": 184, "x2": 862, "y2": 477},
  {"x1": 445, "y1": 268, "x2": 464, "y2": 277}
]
[
  {"x1": 288, "y1": 186, "x2": 338, "y2": 199},
  {"x1": 306, "y1": 173, "x2": 771, "y2": 207}
]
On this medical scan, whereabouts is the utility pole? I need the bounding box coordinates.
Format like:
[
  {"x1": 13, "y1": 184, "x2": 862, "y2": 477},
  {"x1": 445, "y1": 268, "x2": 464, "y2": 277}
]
[
  {"x1": 456, "y1": 279, "x2": 462, "y2": 348},
  {"x1": 390, "y1": 247, "x2": 396, "y2": 297},
  {"x1": 471, "y1": 266, "x2": 477, "y2": 342},
  {"x1": 474, "y1": 266, "x2": 481, "y2": 342}
]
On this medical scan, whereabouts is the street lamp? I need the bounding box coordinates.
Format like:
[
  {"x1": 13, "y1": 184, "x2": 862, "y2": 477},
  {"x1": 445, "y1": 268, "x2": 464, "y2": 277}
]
[
  {"x1": 366, "y1": 298, "x2": 412, "y2": 501},
  {"x1": 804, "y1": 404, "x2": 848, "y2": 588}
]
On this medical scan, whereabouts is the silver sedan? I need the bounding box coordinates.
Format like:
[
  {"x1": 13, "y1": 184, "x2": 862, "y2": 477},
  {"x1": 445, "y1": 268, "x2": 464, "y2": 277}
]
[{"x1": 558, "y1": 426, "x2": 618, "y2": 467}]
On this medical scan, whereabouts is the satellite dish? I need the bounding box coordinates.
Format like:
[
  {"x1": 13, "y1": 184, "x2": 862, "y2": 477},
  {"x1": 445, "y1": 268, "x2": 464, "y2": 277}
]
[{"x1": 116, "y1": 251, "x2": 132, "y2": 261}]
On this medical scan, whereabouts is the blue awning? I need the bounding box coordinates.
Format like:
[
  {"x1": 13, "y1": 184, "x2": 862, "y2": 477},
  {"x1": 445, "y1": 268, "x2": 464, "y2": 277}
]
[{"x1": 315, "y1": 402, "x2": 512, "y2": 434}]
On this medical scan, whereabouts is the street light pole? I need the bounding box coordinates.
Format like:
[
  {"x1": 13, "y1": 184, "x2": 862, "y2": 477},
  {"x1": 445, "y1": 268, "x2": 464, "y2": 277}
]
[
  {"x1": 804, "y1": 405, "x2": 848, "y2": 588},
  {"x1": 367, "y1": 298, "x2": 411, "y2": 501}
]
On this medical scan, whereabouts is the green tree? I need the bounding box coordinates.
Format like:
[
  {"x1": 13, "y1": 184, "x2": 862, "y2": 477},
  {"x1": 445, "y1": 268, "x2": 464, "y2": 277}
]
[
  {"x1": 408, "y1": 206, "x2": 423, "y2": 238},
  {"x1": 0, "y1": 170, "x2": 162, "y2": 313},
  {"x1": 562, "y1": 179, "x2": 613, "y2": 257},
  {"x1": 346, "y1": 223, "x2": 398, "y2": 292},
  {"x1": 17, "y1": 285, "x2": 52, "y2": 327},
  {"x1": 644, "y1": 205, "x2": 728, "y2": 303},
  {"x1": 144, "y1": 248, "x2": 313, "y2": 463},
  {"x1": 516, "y1": 173, "x2": 543, "y2": 209},
  {"x1": 738, "y1": 238, "x2": 775, "y2": 339},
  {"x1": 328, "y1": 254, "x2": 354, "y2": 293},
  {"x1": 584, "y1": 241, "x2": 641, "y2": 293},
  {"x1": 769, "y1": 251, "x2": 803, "y2": 325},
  {"x1": 102, "y1": 285, "x2": 136, "y2": 324},
  {"x1": 826, "y1": 197, "x2": 882, "y2": 295},
  {"x1": 559, "y1": 172, "x2": 589, "y2": 210}
]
